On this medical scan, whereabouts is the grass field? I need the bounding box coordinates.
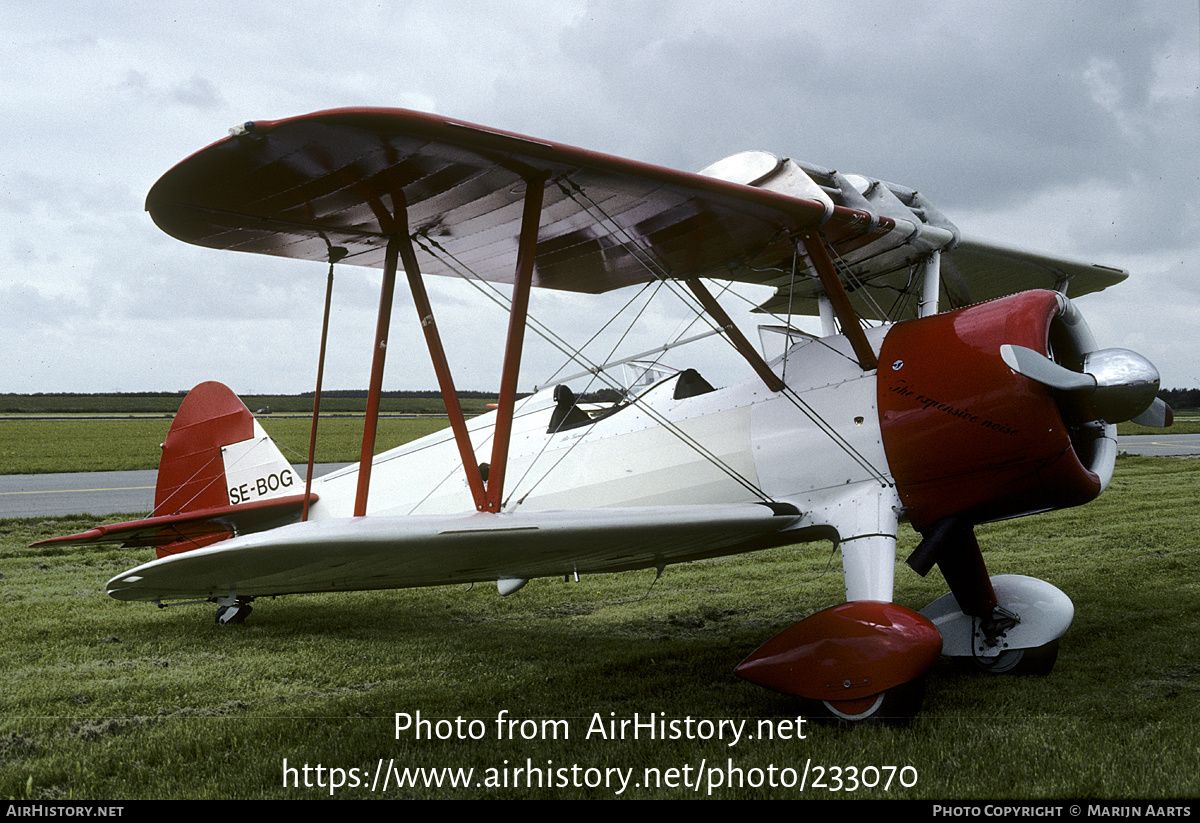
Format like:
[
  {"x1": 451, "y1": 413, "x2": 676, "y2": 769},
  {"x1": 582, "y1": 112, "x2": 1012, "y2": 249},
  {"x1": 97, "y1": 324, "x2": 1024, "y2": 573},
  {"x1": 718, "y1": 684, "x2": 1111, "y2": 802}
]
[
  {"x1": 1, "y1": 455, "x2": 1197, "y2": 799},
  {"x1": 0, "y1": 417, "x2": 453, "y2": 474},
  {"x1": 0, "y1": 394, "x2": 495, "y2": 417},
  {"x1": 0, "y1": 391, "x2": 491, "y2": 475},
  {"x1": 2, "y1": 413, "x2": 1197, "y2": 476},
  {"x1": 1118, "y1": 419, "x2": 1200, "y2": 436}
]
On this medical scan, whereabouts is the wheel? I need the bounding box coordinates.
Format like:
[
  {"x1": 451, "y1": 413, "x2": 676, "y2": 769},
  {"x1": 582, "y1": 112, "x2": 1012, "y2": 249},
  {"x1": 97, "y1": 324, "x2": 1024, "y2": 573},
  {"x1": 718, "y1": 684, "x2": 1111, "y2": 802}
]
[
  {"x1": 820, "y1": 677, "x2": 926, "y2": 724},
  {"x1": 970, "y1": 639, "x2": 1059, "y2": 675}
]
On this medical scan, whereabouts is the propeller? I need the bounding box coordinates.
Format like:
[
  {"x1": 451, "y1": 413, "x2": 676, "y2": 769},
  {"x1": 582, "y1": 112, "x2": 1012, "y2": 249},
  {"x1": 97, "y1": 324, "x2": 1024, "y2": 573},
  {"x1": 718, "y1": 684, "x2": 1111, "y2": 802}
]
[{"x1": 1000, "y1": 344, "x2": 1171, "y2": 426}]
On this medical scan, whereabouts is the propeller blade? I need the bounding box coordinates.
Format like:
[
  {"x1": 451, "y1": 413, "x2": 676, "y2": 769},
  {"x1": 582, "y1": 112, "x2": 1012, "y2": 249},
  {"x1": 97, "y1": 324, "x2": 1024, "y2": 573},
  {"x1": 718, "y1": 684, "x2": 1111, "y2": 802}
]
[
  {"x1": 1130, "y1": 398, "x2": 1173, "y2": 428},
  {"x1": 1000, "y1": 345, "x2": 1096, "y2": 392}
]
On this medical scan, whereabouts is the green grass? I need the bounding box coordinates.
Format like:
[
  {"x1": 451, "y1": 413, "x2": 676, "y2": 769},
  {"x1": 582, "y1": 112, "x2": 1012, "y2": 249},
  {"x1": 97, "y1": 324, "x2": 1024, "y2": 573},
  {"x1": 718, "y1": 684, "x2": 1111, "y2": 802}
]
[
  {"x1": 1117, "y1": 419, "x2": 1200, "y2": 436},
  {"x1": 1, "y1": 408, "x2": 1192, "y2": 475},
  {"x1": 3, "y1": 415, "x2": 1192, "y2": 476},
  {"x1": 1, "y1": 456, "x2": 1197, "y2": 799},
  {"x1": 0, "y1": 418, "x2": 452, "y2": 474},
  {"x1": 0, "y1": 394, "x2": 494, "y2": 417}
]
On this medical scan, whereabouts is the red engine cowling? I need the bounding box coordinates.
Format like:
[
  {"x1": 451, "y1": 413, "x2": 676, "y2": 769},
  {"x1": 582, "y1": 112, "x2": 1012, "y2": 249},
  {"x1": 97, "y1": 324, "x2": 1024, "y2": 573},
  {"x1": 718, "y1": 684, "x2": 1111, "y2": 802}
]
[{"x1": 877, "y1": 290, "x2": 1110, "y2": 532}]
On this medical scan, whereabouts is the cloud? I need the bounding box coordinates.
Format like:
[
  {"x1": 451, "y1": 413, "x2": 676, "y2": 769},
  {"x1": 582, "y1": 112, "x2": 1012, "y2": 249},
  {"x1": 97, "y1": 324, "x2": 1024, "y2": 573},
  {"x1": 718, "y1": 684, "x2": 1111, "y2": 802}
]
[
  {"x1": 121, "y1": 70, "x2": 225, "y2": 110},
  {"x1": 1, "y1": 0, "x2": 1196, "y2": 392}
]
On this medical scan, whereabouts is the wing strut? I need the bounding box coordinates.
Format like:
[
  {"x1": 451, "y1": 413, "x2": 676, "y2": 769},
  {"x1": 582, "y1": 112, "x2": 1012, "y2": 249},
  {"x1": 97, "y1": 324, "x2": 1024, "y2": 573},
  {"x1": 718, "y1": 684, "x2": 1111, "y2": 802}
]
[
  {"x1": 485, "y1": 172, "x2": 548, "y2": 512},
  {"x1": 396, "y1": 209, "x2": 489, "y2": 513},
  {"x1": 685, "y1": 279, "x2": 783, "y2": 392},
  {"x1": 801, "y1": 232, "x2": 879, "y2": 371},
  {"x1": 354, "y1": 236, "x2": 401, "y2": 516},
  {"x1": 353, "y1": 177, "x2": 548, "y2": 516},
  {"x1": 303, "y1": 249, "x2": 344, "y2": 521},
  {"x1": 353, "y1": 229, "x2": 490, "y2": 515}
]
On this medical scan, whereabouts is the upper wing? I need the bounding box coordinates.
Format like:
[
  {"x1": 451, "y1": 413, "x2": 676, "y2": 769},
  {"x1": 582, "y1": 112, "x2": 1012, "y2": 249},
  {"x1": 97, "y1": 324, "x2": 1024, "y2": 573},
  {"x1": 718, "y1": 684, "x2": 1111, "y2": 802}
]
[
  {"x1": 148, "y1": 107, "x2": 1128, "y2": 314},
  {"x1": 146, "y1": 108, "x2": 894, "y2": 294},
  {"x1": 105, "y1": 503, "x2": 801, "y2": 602}
]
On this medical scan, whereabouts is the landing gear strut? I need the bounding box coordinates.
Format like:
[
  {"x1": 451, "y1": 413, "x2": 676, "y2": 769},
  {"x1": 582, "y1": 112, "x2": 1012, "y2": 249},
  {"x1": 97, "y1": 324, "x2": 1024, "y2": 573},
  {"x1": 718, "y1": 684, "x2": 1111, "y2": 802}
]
[{"x1": 909, "y1": 519, "x2": 1073, "y2": 674}]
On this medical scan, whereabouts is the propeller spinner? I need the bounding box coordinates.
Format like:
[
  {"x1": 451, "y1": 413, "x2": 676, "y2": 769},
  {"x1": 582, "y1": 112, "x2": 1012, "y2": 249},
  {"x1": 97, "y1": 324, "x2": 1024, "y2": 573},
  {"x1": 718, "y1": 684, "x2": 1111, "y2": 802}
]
[{"x1": 1000, "y1": 344, "x2": 1172, "y2": 426}]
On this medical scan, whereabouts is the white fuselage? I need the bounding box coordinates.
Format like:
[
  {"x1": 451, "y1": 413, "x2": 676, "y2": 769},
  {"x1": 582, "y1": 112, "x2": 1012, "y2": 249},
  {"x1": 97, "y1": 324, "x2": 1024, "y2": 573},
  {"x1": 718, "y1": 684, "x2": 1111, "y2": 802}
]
[{"x1": 305, "y1": 326, "x2": 901, "y2": 601}]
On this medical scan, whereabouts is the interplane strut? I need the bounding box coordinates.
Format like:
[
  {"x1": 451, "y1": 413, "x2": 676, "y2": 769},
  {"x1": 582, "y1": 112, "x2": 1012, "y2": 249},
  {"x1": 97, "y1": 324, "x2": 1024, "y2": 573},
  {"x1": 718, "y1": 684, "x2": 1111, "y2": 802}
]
[
  {"x1": 486, "y1": 173, "x2": 548, "y2": 512},
  {"x1": 353, "y1": 236, "x2": 401, "y2": 516},
  {"x1": 353, "y1": 175, "x2": 548, "y2": 515}
]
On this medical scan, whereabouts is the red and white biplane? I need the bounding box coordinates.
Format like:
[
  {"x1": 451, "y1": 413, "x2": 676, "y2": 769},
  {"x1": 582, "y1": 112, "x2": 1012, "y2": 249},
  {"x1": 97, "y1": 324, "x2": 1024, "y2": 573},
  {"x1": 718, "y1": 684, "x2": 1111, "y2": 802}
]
[{"x1": 45, "y1": 108, "x2": 1171, "y2": 721}]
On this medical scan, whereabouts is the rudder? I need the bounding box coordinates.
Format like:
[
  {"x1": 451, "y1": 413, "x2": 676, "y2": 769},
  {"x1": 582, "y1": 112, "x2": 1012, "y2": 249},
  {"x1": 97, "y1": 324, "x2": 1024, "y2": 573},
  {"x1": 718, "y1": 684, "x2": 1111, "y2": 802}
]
[{"x1": 153, "y1": 382, "x2": 303, "y2": 556}]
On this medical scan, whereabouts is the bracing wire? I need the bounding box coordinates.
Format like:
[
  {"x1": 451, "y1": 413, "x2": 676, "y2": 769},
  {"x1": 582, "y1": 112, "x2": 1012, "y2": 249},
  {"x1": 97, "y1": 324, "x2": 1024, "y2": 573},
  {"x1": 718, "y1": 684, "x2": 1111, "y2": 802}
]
[
  {"x1": 401, "y1": 173, "x2": 896, "y2": 505},
  {"x1": 412, "y1": 236, "x2": 776, "y2": 508}
]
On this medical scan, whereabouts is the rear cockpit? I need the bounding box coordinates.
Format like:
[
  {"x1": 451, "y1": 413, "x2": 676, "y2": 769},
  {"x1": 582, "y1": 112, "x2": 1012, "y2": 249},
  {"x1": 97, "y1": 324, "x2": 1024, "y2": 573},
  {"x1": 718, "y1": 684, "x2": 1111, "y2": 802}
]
[{"x1": 544, "y1": 363, "x2": 717, "y2": 434}]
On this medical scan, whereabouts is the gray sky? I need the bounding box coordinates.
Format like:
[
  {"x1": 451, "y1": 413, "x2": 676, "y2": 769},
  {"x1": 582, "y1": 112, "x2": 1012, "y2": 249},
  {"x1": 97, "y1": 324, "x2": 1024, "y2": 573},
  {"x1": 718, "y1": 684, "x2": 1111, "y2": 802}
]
[{"x1": 3, "y1": 1, "x2": 1197, "y2": 396}]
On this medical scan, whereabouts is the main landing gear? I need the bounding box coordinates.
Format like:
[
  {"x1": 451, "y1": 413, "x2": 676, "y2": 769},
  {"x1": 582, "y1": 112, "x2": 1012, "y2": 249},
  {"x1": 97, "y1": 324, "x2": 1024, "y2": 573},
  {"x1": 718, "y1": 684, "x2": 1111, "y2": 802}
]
[
  {"x1": 820, "y1": 677, "x2": 927, "y2": 723},
  {"x1": 909, "y1": 521, "x2": 1073, "y2": 677},
  {"x1": 734, "y1": 601, "x2": 942, "y2": 724},
  {"x1": 735, "y1": 519, "x2": 1073, "y2": 722},
  {"x1": 918, "y1": 575, "x2": 1072, "y2": 675}
]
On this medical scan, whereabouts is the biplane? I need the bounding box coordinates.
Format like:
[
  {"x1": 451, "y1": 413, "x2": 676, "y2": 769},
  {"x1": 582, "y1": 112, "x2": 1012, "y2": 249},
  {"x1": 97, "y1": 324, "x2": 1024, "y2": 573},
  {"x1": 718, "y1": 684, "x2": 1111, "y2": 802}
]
[{"x1": 43, "y1": 108, "x2": 1171, "y2": 721}]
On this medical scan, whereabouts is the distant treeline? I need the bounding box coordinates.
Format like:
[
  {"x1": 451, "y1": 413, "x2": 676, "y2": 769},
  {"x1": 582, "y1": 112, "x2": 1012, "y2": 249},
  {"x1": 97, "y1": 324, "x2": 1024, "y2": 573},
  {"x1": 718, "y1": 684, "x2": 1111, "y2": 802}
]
[
  {"x1": 1160, "y1": 388, "x2": 1200, "y2": 411},
  {"x1": 0, "y1": 391, "x2": 497, "y2": 415},
  {"x1": 4, "y1": 386, "x2": 1197, "y2": 415}
]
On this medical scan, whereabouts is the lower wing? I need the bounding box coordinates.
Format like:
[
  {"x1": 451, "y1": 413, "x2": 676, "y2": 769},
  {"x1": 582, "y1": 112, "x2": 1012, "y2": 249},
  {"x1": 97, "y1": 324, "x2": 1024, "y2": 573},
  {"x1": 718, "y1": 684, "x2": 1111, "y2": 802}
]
[{"x1": 106, "y1": 502, "x2": 803, "y2": 602}]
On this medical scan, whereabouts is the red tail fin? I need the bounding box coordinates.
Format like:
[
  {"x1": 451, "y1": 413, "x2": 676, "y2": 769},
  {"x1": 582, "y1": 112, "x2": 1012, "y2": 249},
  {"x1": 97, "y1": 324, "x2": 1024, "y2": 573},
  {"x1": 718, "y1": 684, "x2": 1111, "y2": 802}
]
[
  {"x1": 155, "y1": 381, "x2": 257, "y2": 516},
  {"x1": 37, "y1": 382, "x2": 311, "y2": 558},
  {"x1": 150, "y1": 382, "x2": 305, "y2": 556}
]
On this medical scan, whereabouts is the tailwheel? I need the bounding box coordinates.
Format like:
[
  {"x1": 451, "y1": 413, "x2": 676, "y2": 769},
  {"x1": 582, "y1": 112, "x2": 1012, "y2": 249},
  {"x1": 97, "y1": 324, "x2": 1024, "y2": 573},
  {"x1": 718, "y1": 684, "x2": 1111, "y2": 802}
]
[
  {"x1": 215, "y1": 601, "x2": 253, "y2": 626},
  {"x1": 971, "y1": 639, "x2": 1059, "y2": 675},
  {"x1": 820, "y1": 677, "x2": 926, "y2": 724}
]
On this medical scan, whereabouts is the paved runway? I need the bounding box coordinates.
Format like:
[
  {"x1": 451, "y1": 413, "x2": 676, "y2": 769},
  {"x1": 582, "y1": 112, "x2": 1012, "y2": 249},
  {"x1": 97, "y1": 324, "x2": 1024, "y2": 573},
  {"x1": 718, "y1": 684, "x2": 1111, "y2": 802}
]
[
  {"x1": 0, "y1": 465, "x2": 349, "y2": 518},
  {"x1": 0, "y1": 470, "x2": 156, "y2": 518},
  {"x1": 1116, "y1": 433, "x2": 1200, "y2": 457},
  {"x1": 2, "y1": 437, "x2": 1196, "y2": 519}
]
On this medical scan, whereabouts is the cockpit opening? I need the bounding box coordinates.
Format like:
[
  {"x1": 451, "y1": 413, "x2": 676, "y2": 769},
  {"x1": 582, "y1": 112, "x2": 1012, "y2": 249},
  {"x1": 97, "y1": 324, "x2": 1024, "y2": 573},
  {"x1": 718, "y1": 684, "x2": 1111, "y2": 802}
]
[{"x1": 546, "y1": 367, "x2": 717, "y2": 434}]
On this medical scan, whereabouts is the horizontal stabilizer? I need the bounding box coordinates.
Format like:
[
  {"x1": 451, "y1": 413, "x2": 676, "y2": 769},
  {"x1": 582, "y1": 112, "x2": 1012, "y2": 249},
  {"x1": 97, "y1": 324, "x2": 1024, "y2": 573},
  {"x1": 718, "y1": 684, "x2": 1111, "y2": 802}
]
[{"x1": 34, "y1": 494, "x2": 315, "y2": 553}]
